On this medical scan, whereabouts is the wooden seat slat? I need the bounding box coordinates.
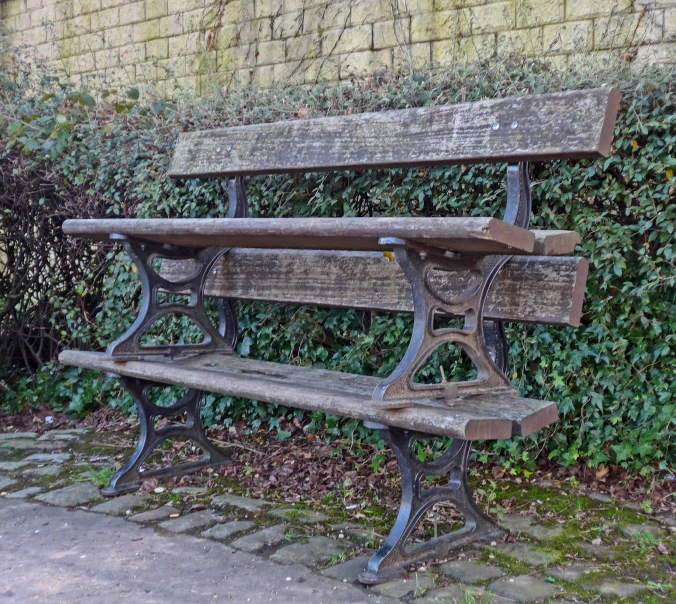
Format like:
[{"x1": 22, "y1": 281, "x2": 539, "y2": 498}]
[
  {"x1": 167, "y1": 88, "x2": 619, "y2": 178},
  {"x1": 63, "y1": 217, "x2": 551, "y2": 255},
  {"x1": 161, "y1": 251, "x2": 588, "y2": 327},
  {"x1": 58, "y1": 350, "x2": 558, "y2": 441}
]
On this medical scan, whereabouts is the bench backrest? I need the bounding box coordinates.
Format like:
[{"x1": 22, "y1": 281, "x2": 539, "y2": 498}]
[{"x1": 163, "y1": 88, "x2": 618, "y2": 328}]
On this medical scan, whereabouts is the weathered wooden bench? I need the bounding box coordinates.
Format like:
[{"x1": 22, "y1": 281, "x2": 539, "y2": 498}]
[{"x1": 59, "y1": 87, "x2": 619, "y2": 583}]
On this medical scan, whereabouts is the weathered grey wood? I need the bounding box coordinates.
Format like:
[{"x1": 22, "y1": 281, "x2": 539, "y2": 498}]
[
  {"x1": 532, "y1": 230, "x2": 579, "y2": 255},
  {"x1": 58, "y1": 350, "x2": 558, "y2": 440},
  {"x1": 167, "y1": 88, "x2": 619, "y2": 178},
  {"x1": 161, "y1": 251, "x2": 588, "y2": 327},
  {"x1": 63, "y1": 217, "x2": 537, "y2": 254}
]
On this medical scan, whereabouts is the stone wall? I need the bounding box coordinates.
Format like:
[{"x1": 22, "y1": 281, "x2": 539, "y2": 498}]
[{"x1": 2, "y1": 0, "x2": 675, "y2": 93}]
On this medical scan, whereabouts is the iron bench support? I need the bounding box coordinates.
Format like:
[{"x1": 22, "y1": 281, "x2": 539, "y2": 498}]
[
  {"x1": 102, "y1": 376, "x2": 231, "y2": 496},
  {"x1": 359, "y1": 423, "x2": 505, "y2": 584}
]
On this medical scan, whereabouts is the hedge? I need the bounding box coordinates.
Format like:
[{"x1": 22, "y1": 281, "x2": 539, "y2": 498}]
[{"x1": 1, "y1": 35, "x2": 675, "y2": 475}]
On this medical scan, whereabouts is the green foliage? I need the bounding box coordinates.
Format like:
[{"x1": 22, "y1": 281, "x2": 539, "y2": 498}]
[{"x1": 1, "y1": 34, "x2": 674, "y2": 474}]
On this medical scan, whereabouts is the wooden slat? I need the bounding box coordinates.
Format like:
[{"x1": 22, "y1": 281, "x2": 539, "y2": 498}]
[
  {"x1": 161, "y1": 251, "x2": 589, "y2": 327},
  {"x1": 63, "y1": 217, "x2": 536, "y2": 254},
  {"x1": 58, "y1": 350, "x2": 558, "y2": 440},
  {"x1": 168, "y1": 88, "x2": 619, "y2": 178},
  {"x1": 532, "y1": 230, "x2": 579, "y2": 255}
]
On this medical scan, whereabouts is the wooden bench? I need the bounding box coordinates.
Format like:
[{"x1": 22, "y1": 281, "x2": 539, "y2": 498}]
[{"x1": 59, "y1": 87, "x2": 619, "y2": 583}]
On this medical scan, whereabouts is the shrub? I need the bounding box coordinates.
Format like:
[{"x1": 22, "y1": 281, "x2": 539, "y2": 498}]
[{"x1": 1, "y1": 33, "x2": 674, "y2": 474}]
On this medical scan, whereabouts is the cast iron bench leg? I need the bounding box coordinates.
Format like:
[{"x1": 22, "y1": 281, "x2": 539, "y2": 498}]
[
  {"x1": 359, "y1": 423, "x2": 505, "y2": 584},
  {"x1": 102, "y1": 375, "x2": 232, "y2": 496}
]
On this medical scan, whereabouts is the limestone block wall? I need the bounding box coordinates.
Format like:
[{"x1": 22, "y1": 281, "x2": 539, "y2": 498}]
[{"x1": 2, "y1": 0, "x2": 675, "y2": 93}]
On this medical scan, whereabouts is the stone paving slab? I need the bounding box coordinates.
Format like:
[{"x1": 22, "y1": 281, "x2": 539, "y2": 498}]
[
  {"x1": 268, "y1": 507, "x2": 328, "y2": 524},
  {"x1": 172, "y1": 486, "x2": 208, "y2": 495},
  {"x1": 621, "y1": 523, "x2": 661, "y2": 538},
  {"x1": 439, "y1": 560, "x2": 504, "y2": 584},
  {"x1": 128, "y1": 506, "x2": 176, "y2": 523},
  {"x1": 489, "y1": 575, "x2": 562, "y2": 602},
  {"x1": 320, "y1": 554, "x2": 372, "y2": 583},
  {"x1": 491, "y1": 542, "x2": 558, "y2": 566},
  {"x1": 0, "y1": 499, "x2": 389, "y2": 604},
  {"x1": 24, "y1": 453, "x2": 72, "y2": 464},
  {"x1": 158, "y1": 510, "x2": 219, "y2": 533},
  {"x1": 34, "y1": 482, "x2": 100, "y2": 507},
  {"x1": 201, "y1": 520, "x2": 255, "y2": 540},
  {"x1": 37, "y1": 432, "x2": 80, "y2": 441},
  {"x1": 90, "y1": 494, "x2": 148, "y2": 515},
  {"x1": 0, "y1": 432, "x2": 37, "y2": 440},
  {"x1": 270, "y1": 535, "x2": 349, "y2": 566},
  {"x1": 499, "y1": 514, "x2": 564, "y2": 540},
  {"x1": 231, "y1": 524, "x2": 287, "y2": 553},
  {"x1": 368, "y1": 573, "x2": 435, "y2": 598},
  {"x1": 590, "y1": 579, "x2": 648, "y2": 599},
  {"x1": 544, "y1": 564, "x2": 599, "y2": 581},
  {"x1": 4, "y1": 487, "x2": 43, "y2": 499},
  {"x1": 0, "y1": 476, "x2": 17, "y2": 490},
  {"x1": 0, "y1": 439, "x2": 41, "y2": 450},
  {"x1": 580, "y1": 543, "x2": 620, "y2": 560},
  {"x1": 22, "y1": 465, "x2": 63, "y2": 478},
  {"x1": 212, "y1": 493, "x2": 273, "y2": 512},
  {"x1": 0, "y1": 461, "x2": 31, "y2": 471}
]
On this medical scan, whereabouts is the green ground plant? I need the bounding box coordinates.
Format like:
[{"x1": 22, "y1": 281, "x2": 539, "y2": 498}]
[{"x1": 1, "y1": 27, "x2": 674, "y2": 476}]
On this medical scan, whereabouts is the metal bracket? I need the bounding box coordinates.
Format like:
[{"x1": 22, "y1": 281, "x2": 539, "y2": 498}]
[
  {"x1": 373, "y1": 163, "x2": 531, "y2": 406},
  {"x1": 102, "y1": 376, "x2": 231, "y2": 496},
  {"x1": 107, "y1": 176, "x2": 249, "y2": 359},
  {"x1": 359, "y1": 425, "x2": 505, "y2": 584}
]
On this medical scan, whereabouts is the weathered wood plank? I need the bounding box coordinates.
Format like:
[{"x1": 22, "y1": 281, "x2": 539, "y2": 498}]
[
  {"x1": 161, "y1": 251, "x2": 589, "y2": 327},
  {"x1": 167, "y1": 88, "x2": 619, "y2": 178},
  {"x1": 63, "y1": 217, "x2": 536, "y2": 254},
  {"x1": 532, "y1": 230, "x2": 579, "y2": 255},
  {"x1": 58, "y1": 350, "x2": 558, "y2": 440}
]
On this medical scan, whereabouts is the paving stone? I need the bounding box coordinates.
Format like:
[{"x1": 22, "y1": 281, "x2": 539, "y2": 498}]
[
  {"x1": 499, "y1": 514, "x2": 564, "y2": 540},
  {"x1": 90, "y1": 494, "x2": 147, "y2": 515},
  {"x1": 489, "y1": 575, "x2": 562, "y2": 602},
  {"x1": 417, "y1": 585, "x2": 495, "y2": 603},
  {"x1": 0, "y1": 432, "x2": 37, "y2": 440},
  {"x1": 270, "y1": 536, "x2": 348, "y2": 566},
  {"x1": 621, "y1": 523, "x2": 661, "y2": 538},
  {"x1": 587, "y1": 491, "x2": 613, "y2": 503},
  {"x1": 231, "y1": 524, "x2": 287, "y2": 553},
  {"x1": 158, "y1": 510, "x2": 218, "y2": 533},
  {"x1": 34, "y1": 482, "x2": 100, "y2": 507},
  {"x1": 0, "y1": 439, "x2": 41, "y2": 450},
  {"x1": 320, "y1": 554, "x2": 371, "y2": 583},
  {"x1": 268, "y1": 508, "x2": 328, "y2": 524},
  {"x1": 212, "y1": 493, "x2": 273, "y2": 513},
  {"x1": 37, "y1": 432, "x2": 79, "y2": 442},
  {"x1": 368, "y1": 573, "x2": 435, "y2": 598},
  {"x1": 128, "y1": 506, "x2": 176, "y2": 523},
  {"x1": 24, "y1": 453, "x2": 72, "y2": 464},
  {"x1": 171, "y1": 486, "x2": 208, "y2": 496},
  {"x1": 22, "y1": 465, "x2": 63, "y2": 478},
  {"x1": 439, "y1": 560, "x2": 504, "y2": 584},
  {"x1": 544, "y1": 564, "x2": 599, "y2": 581},
  {"x1": 0, "y1": 461, "x2": 31, "y2": 471},
  {"x1": 0, "y1": 476, "x2": 17, "y2": 490},
  {"x1": 580, "y1": 543, "x2": 620, "y2": 560},
  {"x1": 658, "y1": 514, "x2": 676, "y2": 527},
  {"x1": 4, "y1": 486, "x2": 44, "y2": 499},
  {"x1": 201, "y1": 520, "x2": 255, "y2": 540},
  {"x1": 590, "y1": 580, "x2": 648, "y2": 599},
  {"x1": 492, "y1": 542, "x2": 558, "y2": 566}
]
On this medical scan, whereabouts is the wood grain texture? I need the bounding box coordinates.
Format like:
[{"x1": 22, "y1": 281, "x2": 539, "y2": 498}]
[
  {"x1": 62, "y1": 217, "x2": 537, "y2": 254},
  {"x1": 532, "y1": 230, "x2": 579, "y2": 255},
  {"x1": 160, "y1": 251, "x2": 589, "y2": 327},
  {"x1": 167, "y1": 88, "x2": 619, "y2": 178},
  {"x1": 58, "y1": 350, "x2": 558, "y2": 440}
]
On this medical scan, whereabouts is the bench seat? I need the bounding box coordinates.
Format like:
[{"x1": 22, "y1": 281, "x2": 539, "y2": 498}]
[
  {"x1": 63, "y1": 217, "x2": 578, "y2": 255},
  {"x1": 59, "y1": 350, "x2": 557, "y2": 441}
]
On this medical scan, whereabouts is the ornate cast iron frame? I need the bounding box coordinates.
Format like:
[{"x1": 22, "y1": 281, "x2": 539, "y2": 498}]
[
  {"x1": 359, "y1": 424, "x2": 506, "y2": 584},
  {"x1": 361, "y1": 163, "x2": 531, "y2": 581},
  {"x1": 373, "y1": 163, "x2": 531, "y2": 407},
  {"x1": 102, "y1": 177, "x2": 247, "y2": 495}
]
